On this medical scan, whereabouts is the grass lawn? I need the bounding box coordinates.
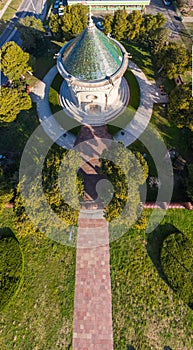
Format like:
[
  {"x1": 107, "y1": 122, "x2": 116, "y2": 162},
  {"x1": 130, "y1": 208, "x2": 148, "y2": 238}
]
[
  {"x1": 0, "y1": 208, "x2": 75, "y2": 350},
  {"x1": 107, "y1": 69, "x2": 140, "y2": 134},
  {"x1": 111, "y1": 209, "x2": 193, "y2": 350},
  {"x1": 151, "y1": 104, "x2": 193, "y2": 162},
  {"x1": 122, "y1": 41, "x2": 155, "y2": 81},
  {"x1": 0, "y1": 0, "x2": 8, "y2": 11},
  {"x1": 2, "y1": 0, "x2": 22, "y2": 21}
]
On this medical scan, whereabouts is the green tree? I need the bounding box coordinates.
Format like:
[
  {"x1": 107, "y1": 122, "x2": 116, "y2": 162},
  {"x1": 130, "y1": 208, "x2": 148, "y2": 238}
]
[
  {"x1": 60, "y1": 4, "x2": 88, "y2": 38},
  {"x1": 0, "y1": 41, "x2": 32, "y2": 81},
  {"x1": 100, "y1": 143, "x2": 148, "y2": 225},
  {"x1": 16, "y1": 15, "x2": 45, "y2": 52},
  {"x1": 142, "y1": 12, "x2": 166, "y2": 35},
  {"x1": 15, "y1": 148, "x2": 83, "y2": 238},
  {"x1": 150, "y1": 27, "x2": 171, "y2": 54},
  {"x1": 168, "y1": 83, "x2": 193, "y2": 130},
  {"x1": 0, "y1": 167, "x2": 14, "y2": 214},
  {"x1": 113, "y1": 10, "x2": 128, "y2": 41},
  {"x1": 49, "y1": 12, "x2": 61, "y2": 36},
  {"x1": 70, "y1": 4, "x2": 88, "y2": 35},
  {"x1": 185, "y1": 164, "x2": 193, "y2": 201},
  {"x1": 0, "y1": 87, "x2": 32, "y2": 124},
  {"x1": 127, "y1": 10, "x2": 143, "y2": 41},
  {"x1": 157, "y1": 43, "x2": 189, "y2": 79},
  {"x1": 102, "y1": 14, "x2": 113, "y2": 35}
]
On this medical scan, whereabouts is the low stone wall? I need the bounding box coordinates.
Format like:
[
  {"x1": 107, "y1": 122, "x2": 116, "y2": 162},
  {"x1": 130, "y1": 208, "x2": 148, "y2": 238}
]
[{"x1": 142, "y1": 202, "x2": 193, "y2": 210}]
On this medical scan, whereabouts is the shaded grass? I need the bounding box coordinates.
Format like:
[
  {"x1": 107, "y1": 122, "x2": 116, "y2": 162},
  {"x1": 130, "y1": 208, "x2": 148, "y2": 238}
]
[
  {"x1": 0, "y1": 229, "x2": 23, "y2": 312},
  {"x1": 0, "y1": 104, "x2": 39, "y2": 153},
  {"x1": 122, "y1": 41, "x2": 155, "y2": 80}
]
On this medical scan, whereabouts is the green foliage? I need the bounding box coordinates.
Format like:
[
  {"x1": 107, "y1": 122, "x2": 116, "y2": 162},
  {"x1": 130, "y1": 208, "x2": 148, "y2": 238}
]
[
  {"x1": 102, "y1": 14, "x2": 113, "y2": 35},
  {"x1": 0, "y1": 41, "x2": 32, "y2": 81},
  {"x1": 161, "y1": 232, "x2": 193, "y2": 306},
  {"x1": 112, "y1": 10, "x2": 128, "y2": 41},
  {"x1": 70, "y1": 4, "x2": 88, "y2": 35},
  {"x1": 16, "y1": 16, "x2": 45, "y2": 53},
  {"x1": 157, "y1": 43, "x2": 190, "y2": 79},
  {"x1": 127, "y1": 10, "x2": 143, "y2": 41},
  {"x1": 15, "y1": 147, "x2": 83, "y2": 238},
  {"x1": 142, "y1": 12, "x2": 166, "y2": 37},
  {"x1": 0, "y1": 170, "x2": 13, "y2": 214},
  {"x1": 49, "y1": 12, "x2": 61, "y2": 34},
  {"x1": 168, "y1": 83, "x2": 193, "y2": 130},
  {"x1": 100, "y1": 143, "x2": 148, "y2": 225},
  {"x1": 0, "y1": 229, "x2": 23, "y2": 311},
  {"x1": 185, "y1": 164, "x2": 193, "y2": 200},
  {"x1": 0, "y1": 87, "x2": 32, "y2": 124},
  {"x1": 150, "y1": 27, "x2": 171, "y2": 54},
  {"x1": 49, "y1": 4, "x2": 88, "y2": 39}
]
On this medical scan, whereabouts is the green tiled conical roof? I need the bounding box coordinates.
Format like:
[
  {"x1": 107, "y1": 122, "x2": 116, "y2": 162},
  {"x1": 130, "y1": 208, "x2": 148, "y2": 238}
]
[{"x1": 62, "y1": 23, "x2": 123, "y2": 81}]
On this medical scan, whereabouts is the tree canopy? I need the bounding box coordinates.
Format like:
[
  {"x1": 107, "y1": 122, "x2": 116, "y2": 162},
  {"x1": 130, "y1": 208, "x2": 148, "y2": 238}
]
[
  {"x1": 168, "y1": 83, "x2": 193, "y2": 130},
  {"x1": 0, "y1": 41, "x2": 32, "y2": 81},
  {"x1": 157, "y1": 43, "x2": 190, "y2": 79},
  {"x1": 100, "y1": 142, "x2": 148, "y2": 225},
  {"x1": 15, "y1": 147, "x2": 83, "y2": 238},
  {"x1": 0, "y1": 87, "x2": 32, "y2": 124},
  {"x1": 16, "y1": 16, "x2": 45, "y2": 53},
  {"x1": 49, "y1": 4, "x2": 88, "y2": 39},
  {"x1": 102, "y1": 14, "x2": 113, "y2": 35},
  {"x1": 112, "y1": 10, "x2": 128, "y2": 41}
]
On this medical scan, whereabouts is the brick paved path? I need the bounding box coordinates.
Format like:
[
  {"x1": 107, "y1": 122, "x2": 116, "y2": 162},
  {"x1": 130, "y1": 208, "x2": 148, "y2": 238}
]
[
  {"x1": 74, "y1": 125, "x2": 112, "y2": 202},
  {"x1": 73, "y1": 125, "x2": 114, "y2": 349},
  {"x1": 73, "y1": 215, "x2": 114, "y2": 349}
]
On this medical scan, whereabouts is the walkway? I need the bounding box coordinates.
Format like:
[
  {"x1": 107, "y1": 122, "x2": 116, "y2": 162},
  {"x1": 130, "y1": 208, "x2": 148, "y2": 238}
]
[
  {"x1": 114, "y1": 61, "x2": 158, "y2": 146},
  {"x1": 32, "y1": 62, "x2": 158, "y2": 350},
  {"x1": 32, "y1": 61, "x2": 157, "y2": 151},
  {"x1": 73, "y1": 211, "x2": 114, "y2": 349},
  {"x1": 30, "y1": 66, "x2": 76, "y2": 149},
  {"x1": 74, "y1": 125, "x2": 112, "y2": 201}
]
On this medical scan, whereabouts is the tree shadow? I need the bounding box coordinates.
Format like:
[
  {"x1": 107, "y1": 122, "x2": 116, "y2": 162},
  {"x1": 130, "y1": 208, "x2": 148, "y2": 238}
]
[
  {"x1": 147, "y1": 224, "x2": 193, "y2": 309},
  {"x1": 0, "y1": 227, "x2": 16, "y2": 240},
  {"x1": 146, "y1": 223, "x2": 179, "y2": 282}
]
